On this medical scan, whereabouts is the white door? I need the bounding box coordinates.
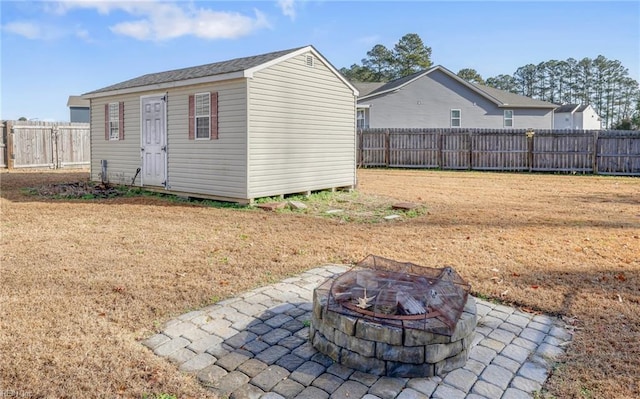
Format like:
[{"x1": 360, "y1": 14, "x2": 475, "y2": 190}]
[{"x1": 141, "y1": 96, "x2": 167, "y2": 186}]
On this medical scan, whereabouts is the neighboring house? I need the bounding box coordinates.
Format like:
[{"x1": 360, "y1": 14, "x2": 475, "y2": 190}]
[
  {"x1": 354, "y1": 66, "x2": 557, "y2": 129},
  {"x1": 66, "y1": 95, "x2": 90, "y2": 123},
  {"x1": 553, "y1": 104, "x2": 602, "y2": 130},
  {"x1": 82, "y1": 46, "x2": 358, "y2": 203}
]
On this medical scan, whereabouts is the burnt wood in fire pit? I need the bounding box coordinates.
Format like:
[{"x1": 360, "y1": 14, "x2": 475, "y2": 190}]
[{"x1": 310, "y1": 255, "x2": 477, "y2": 377}]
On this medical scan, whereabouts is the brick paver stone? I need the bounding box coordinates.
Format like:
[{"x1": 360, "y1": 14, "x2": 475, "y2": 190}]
[
  {"x1": 290, "y1": 361, "x2": 327, "y2": 385},
  {"x1": 295, "y1": 386, "x2": 330, "y2": 399},
  {"x1": 518, "y1": 361, "x2": 549, "y2": 383},
  {"x1": 330, "y1": 380, "x2": 369, "y2": 399},
  {"x1": 196, "y1": 364, "x2": 227, "y2": 385},
  {"x1": 327, "y1": 363, "x2": 355, "y2": 379},
  {"x1": 369, "y1": 376, "x2": 407, "y2": 399},
  {"x1": 153, "y1": 337, "x2": 190, "y2": 357},
  {"x1": 230, "y1": 383, "x2": 264, "y2": 399},
  {"x1": 179, "y1": 352, "x2": 216, "y2": 372},
  {"x1": 272, "y1": 378, "x2": 305, "y2": 399},
  {"x1": 255, "y1": 345, "x2": 290, "y2": 365},
  {"x1": 212, "y1": 370, "x2": 250, "y2": 396},
  {"x1": 480, "y1": 364, "x2": 514, "y2": 390},
  {"x1": 472, "y1": 380, "x2": 504, "y2": 399},
  {"x1": 500, "y1": 343, "x2": 530, "y2": 363},
  {"x1": 312, "y1": 373, "x2": 345, "y2": 394},
  {"x1": 261, "y1": 393, "x2": 285, "y2": 399},
  {"x1": 443, "y1": 368, "x2": 478, "y2": 392},
  {"x1": 431, "y1": 384, "x2": 466, "y2": 399},
  {"x1": 187, "y1": 334, "x2": 224, "y2": 353},
  {"x1": 395, "y1": 387, "x2": 429, "y2": 399},
  {"x1": 349, "y1": 371, "x2": 380, "y2": 387},
  {"x1": 225, "y1": 331, "x2": 258, "y2": 349},
  {"x1": 236, "y1": 358, "x2": 269, "y2": 378},
  {"x1": 142, "y1": 333, "x2": 170, "y2": 350},
  {"x1": 262, "y1": 328, "x2": 292, "y2": 345},
  {"x1": 292, "y1": 341, "x2": 317, "y2": 360},
  {"x1": 510, "y1": 375, "x2": 543, "y2": 393},
  {"x1": 251, "y1": 365, "x2": 291, "y2": 391},
  {"x1": 406, "y1": 378, "x2": 439, "y2": 396},
  {"x1": 216, "y1": 351, "x2": 251, "y2": 371},
  {"x1": 275, "y1": 353, "x2": 305, "y2": 372}
]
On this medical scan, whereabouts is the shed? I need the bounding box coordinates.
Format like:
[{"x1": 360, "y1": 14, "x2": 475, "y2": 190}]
[
  {"x1": 553, "y1": 104, "x2": 602, "y2": 130},
  {"x1": 66, "y1": 95, "x2": 90, "y2": 123},
  {"x1": 83, "y1": 46, "x2": 358, "y2": 203}
]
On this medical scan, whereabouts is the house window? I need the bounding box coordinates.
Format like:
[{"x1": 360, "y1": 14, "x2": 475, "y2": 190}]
[
  {"x1": 357, "y1": 109, "x2": 367, "y2": 129},
  {"x1": 450, "y1": 109, "x2": 461, "y2": 127},
  {"x1": 195, "y1": 93, "x2": 210, "y2": 139},
  {"x1": 108, "y1": 103, "x2": 120, "y2": 140},
  {"x1": 504, "y1": 110, "x2": 514, "y2": 127}
]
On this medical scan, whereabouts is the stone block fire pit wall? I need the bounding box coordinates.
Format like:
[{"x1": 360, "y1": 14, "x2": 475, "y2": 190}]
[{"x1": 310, "y1": 255, "x2": 477, "y2": 378}]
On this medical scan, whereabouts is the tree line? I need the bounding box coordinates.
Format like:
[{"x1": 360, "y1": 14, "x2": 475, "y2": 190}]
[{"x1": 340, "y1": 34, "x2": 639, "y2": 129}]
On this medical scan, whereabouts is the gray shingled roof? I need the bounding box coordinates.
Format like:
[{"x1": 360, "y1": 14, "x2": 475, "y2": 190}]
[
  {"x1": 358, "y1": 66, "x2": 556, "y2": 109},
  {"x1": 473, "y1": 84, "x2": 557, "y2": 108},
  {"x1": 351, "y1": 82, "x2": 386, "y2": 97},
  {"x1": 84, "y1": 46, "x2": 305, "y2": 95}
]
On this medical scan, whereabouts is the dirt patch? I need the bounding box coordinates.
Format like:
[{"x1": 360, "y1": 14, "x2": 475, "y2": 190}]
[{"x1": 1, "y1": 168, "x2": 638, "y2": 398}]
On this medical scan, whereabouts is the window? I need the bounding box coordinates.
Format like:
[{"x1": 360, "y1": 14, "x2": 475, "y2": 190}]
[
  {"x1": 108, "y1": 103, "x2": 120, "y2": 140},
  {"x1": 105, "y1": 102, "x2": 124, "y2": 141},
  {"x1": 188, "y1": 92, "x2": 218, "y2": 140},
  {"x1": 195, "y1": 93, "x2": 210, "y2": 139},
  {"x1": 450, "y1": 109, "x2": 461, "y2": 127},
  {"x1": 357, "y1": 109, "x2": 367, "y2": 129},
  {"x1": 504, "y1": 110, "x2": 514, "y2": 127}
]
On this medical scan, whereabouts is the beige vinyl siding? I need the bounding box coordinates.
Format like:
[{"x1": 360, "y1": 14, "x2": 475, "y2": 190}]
[
  {"x1": 89, "y1": 79, "x2": 249, "y2": 199},
  {"x1": 89, "y1": 94, "x2": 141, "y2": 184},
  {"x1": 247, "y1": 52, "x2": 356, "y2": 198},
  {"x1": 164, "y1": 79, "x2": 248, "y2": 199}
]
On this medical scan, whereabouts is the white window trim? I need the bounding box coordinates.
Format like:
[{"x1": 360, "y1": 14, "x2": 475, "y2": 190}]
[
  {"x1": 504, "y1": 110, "x2": 514, "y2": 127},
  {"x1": 450, "y1": 109, "x2": 461, "y2": 127},
  {"x1": 108, "y1": 102, "x2": 119, "y2": 141},
  {"x1": 357, "y1": 109, "x2": 367, "y2": 129},
  {"x1": 194, "y1": 92, "x2": 210, "y2": 140}
]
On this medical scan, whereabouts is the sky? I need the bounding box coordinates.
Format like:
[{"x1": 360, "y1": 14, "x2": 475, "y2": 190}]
[{"x1": 1, "y1": 0, "x2": 639, "y2": 122}]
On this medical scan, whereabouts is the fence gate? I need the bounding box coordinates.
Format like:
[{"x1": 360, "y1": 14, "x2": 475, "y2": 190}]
[{"x1": 2, "y1": 121, "x2": 90, "y2": 169}]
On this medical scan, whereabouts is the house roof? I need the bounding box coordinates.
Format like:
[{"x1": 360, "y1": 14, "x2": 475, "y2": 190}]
[
  {"x1": 351, "y1": 82, "x2": 386, "y2": 97},
  {"x1": 67, "y1": 95, "x2": 90, "y2": 108},
  {"x1": 358, "y1": 65, "x2": 557, "y2": 109},
  {"x1": 554, "y1": 104, "x2": 592, "y2": 113},
  {"x1": 84, "y1": 46, "x2": 357, "y2": 98}
]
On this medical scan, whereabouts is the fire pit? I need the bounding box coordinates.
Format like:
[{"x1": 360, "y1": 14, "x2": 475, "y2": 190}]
[{"x1": 310, "y1": 255, "x2": 477, "y2": 377}]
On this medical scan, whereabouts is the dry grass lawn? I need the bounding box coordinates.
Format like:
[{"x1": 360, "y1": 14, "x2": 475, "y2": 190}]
[{"x1": 1, "y1": 168, "x2": 638, "y2": 398}]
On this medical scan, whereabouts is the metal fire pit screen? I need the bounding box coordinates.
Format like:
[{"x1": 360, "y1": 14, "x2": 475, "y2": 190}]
[{"x1": 326, "y1": 255, "x2": 470, "y2": 336}]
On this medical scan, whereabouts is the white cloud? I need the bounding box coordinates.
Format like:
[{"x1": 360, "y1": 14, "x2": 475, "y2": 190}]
[
  {"x1": 3, "y1": 21, "x2": 64, "y2": 40},
  {"x1": 46, "y1": 1, "x2": 271, "y2": 41},
  {"x1": 277, "y1": 0, "x2": 296, "y2": 20}
]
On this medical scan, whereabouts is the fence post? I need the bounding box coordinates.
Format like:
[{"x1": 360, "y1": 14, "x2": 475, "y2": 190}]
[
  {"x1": 436, "y1": 130, "x2": 444, "y2": 169},
  {"x1": 467, "y1": 131, "x2": 473, "y2": 170},
  {"x1": 51, "y1": 126, "x2": 59, "y2": 169},
  {"x1": 357, "y1": 129, "x2": 363, "y2": 168},
  {"x1": 6, "y1": 121, "x2": 15, "y2": 170},
  {"x1": 526, "y1": 129, "x2": 535, "y2": 172},
  {"x1": 592, "y1": 130, "x2": 599, "y2": 175},
  {"x1": 384, "y1": 129, "x2": 390, "y2": 167}
]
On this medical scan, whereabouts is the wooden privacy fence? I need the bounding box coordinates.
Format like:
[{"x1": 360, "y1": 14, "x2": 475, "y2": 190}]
[
  {"x1": 1, "y1": 121, "x2": 90, "y2": 169},
  {"x1": 357, "y1": 128, "x2": 640, "y2": 176}
]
